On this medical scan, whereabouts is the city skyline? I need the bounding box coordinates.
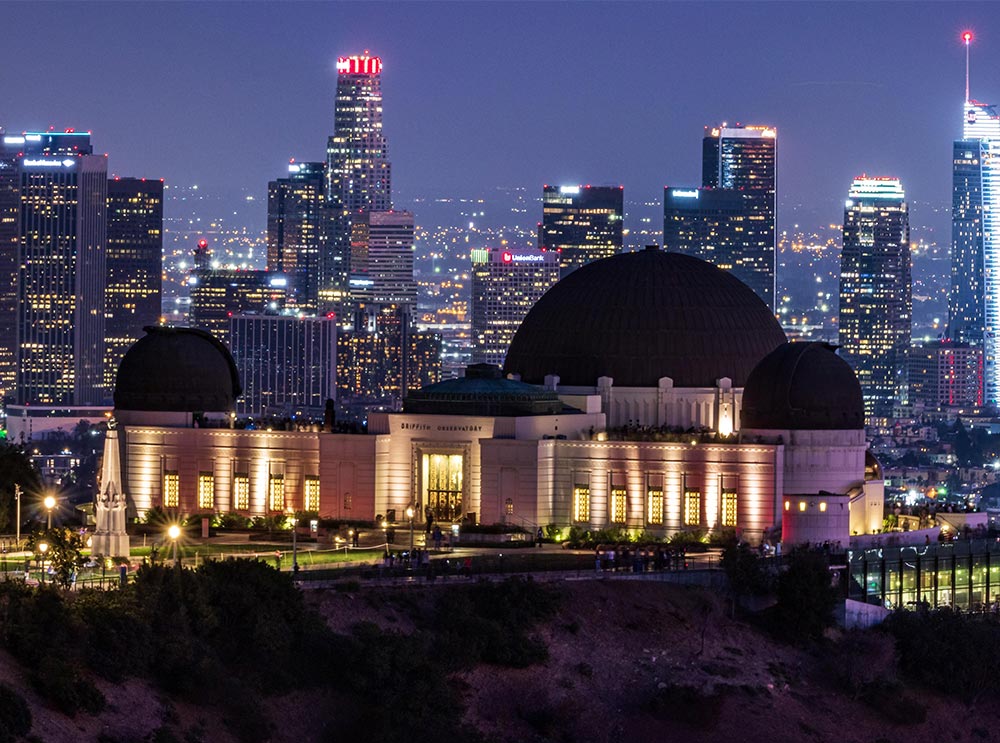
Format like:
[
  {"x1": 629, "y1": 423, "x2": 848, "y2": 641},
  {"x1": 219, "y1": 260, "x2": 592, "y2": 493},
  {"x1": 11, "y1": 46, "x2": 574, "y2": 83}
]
[{"x1": 0, "y1": 3, "x2": 992, "y2": 234}]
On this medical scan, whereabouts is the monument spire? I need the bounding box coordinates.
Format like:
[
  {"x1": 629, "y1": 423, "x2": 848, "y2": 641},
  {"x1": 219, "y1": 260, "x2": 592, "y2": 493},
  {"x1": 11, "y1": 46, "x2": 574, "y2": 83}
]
[{"x1": 91, "y1": 419, "x2": 131, "y2": 558}]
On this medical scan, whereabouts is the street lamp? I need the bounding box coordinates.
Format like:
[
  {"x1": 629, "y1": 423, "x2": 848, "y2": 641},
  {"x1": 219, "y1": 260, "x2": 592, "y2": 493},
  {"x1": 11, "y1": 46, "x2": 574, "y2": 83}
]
[
  {"x1": 43, "y1": 495, "x2": 55, "y2": 530},
  {"x1": 406, "y1": 505, "x2": 415, "y2": 556},
  {"x1": 38, "y1": 542, "x2": 48, "y2": 585},
  {"x1": 167, "y1": 524, "x2": 181, "y2": 565},
  {"x1": 13, "y1": 484, "x2": 21, "y2": 550},
  {"x1": 288, "y1": 512, "x2": 298, "y2": 574}
]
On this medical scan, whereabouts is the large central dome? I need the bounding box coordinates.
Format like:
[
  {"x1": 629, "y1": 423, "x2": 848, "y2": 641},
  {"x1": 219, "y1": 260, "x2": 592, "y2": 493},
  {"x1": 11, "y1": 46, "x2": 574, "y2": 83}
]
[{"x1": 503, "y1": 248, "x2": 787, "y2": 388}]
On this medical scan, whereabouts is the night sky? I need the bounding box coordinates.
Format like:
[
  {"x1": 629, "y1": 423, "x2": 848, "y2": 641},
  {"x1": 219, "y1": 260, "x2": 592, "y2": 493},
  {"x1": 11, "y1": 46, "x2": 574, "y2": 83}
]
[{"x1": 0, "y1": 2, "x2": 993, "y2": 234}]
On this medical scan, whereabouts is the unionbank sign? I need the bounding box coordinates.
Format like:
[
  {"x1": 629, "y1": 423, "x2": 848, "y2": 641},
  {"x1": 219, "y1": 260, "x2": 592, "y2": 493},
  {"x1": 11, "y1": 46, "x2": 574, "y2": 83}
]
[{"x1": 501, "y1": 251, "x2": 546, "y2": 263}]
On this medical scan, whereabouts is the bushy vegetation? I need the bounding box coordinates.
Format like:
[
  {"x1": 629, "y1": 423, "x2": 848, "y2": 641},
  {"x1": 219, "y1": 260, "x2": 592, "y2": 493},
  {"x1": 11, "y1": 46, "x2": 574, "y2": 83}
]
[
  {"x1": 0, "y1": 563, "x2": 558, "y2": 742},
  {"x1": 0, "y1": 683, "x2": 31, "y2": 742},
  {"x1": 772, "y1": 552, "x2": 838, "y2": 640}
]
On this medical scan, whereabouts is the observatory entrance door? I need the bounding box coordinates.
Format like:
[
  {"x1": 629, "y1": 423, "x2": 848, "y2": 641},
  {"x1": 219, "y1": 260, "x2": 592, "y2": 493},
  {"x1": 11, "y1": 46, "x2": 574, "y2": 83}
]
[{"x1": 423, "y1": 453, "x2": 464, "y2": 522}]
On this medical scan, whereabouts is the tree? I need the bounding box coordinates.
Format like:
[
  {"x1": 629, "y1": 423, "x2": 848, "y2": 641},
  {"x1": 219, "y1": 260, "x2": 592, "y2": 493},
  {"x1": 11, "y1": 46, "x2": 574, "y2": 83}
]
[
  {"x1": 38, "y1": 528, "x2": 85, "y2": 588},
  {"x1": 774, "y1": 551, "x2": 838, "y2": 640},
  {"x1": 0, "y1": 444, "x2": 42, "y2": 533}
]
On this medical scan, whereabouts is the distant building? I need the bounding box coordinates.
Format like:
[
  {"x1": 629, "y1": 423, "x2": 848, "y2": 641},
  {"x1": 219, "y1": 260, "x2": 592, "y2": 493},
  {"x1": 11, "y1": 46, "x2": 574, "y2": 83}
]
[
  {"x1": 2, "y1": 131, "x2": 107, "y2": 406},
  {"x1": 337, "y1": 304, "x2": 441, "y2": 407},
  {"x1": 664, "y1": 124, "x2": 776, "y2": 309},
  {"x1": 230, "y1": 312, "x2": 337, "y2": 418},
  {"x1": 322, "y1": 52, "x2": 392, "y2": 314},
  {"x1": 188, "y1": 244, "x2": 288, "y2": 349},
  {"x1": 105, "y1": 177, "x2": 163, "y2": 391},
  {"x1": 0, "y1": 133, "x2": 21, "y2": 401},
  {"x1": 838, "y1": 176, "x2": 911, "y2": 418},
  {"x1": 471, "y1": 247, "x2": 559, "y2": 367},
  {"x1": 348, "y1": 210, "x2": 417, "y2": 307},
  {"x1": 539, "y1": 185, "x2": 623, "y2": 276},
  {"x1": 909, "y1": 341, "x2": 983, "y2": 409},
  {"x1": 949, "y1": 97, "x2": 1000, "y2": 403},
  {"x1": 267, "y1": 162, "x2": 328, "y2": 312}
]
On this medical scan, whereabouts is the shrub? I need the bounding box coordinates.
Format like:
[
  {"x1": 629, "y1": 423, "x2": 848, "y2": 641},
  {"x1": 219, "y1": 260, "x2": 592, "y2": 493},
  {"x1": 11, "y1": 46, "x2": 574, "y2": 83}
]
[
  {"x1": 773, "y1": 552, "x2": 838, "y2": 641},
  {"x1": 825, "y1": 630, "x2": 897, "y2": 698}
]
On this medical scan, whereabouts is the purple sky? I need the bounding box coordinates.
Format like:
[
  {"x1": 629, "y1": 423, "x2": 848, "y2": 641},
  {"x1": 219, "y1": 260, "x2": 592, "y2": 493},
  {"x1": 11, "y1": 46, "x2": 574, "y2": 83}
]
[{"x1": 0, "y1": 2, "x2": 993, "y2": 234}]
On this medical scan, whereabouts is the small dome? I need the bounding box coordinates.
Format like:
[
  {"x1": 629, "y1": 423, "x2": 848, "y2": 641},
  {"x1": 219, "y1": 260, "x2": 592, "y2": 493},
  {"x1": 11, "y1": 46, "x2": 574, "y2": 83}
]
[
  {"x1": 741, "y1": 342, "x2": 864, "y2": 430},
  {"x1": 114, "y1": 326, "x2": 241, "y2": 412},
  {"x1": 503, "y1": 248, "x2": 786, "y2": 388},
  {"x1": 404, "y1": 364, "x2": 566, "y2": 416}
]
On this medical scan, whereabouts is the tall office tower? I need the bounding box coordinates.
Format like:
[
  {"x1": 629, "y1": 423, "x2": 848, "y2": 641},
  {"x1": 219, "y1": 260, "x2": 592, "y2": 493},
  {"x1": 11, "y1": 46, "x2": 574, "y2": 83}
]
[
  {"x1": 229, "y1": 312, "x2": 337, "y2": 418},
  {"x1": 323, "y1": 53, "x2": 391, "y2": 313},
  {"x1": 470, "y1": 247, "x2": 560, "y2": 366},
  {"x1": 949, "y1": 34, "x2": 1000, "y2": 402},
  {"x1": 326, "y1": 53, "x2": 391, "y2": 212},
  {"x1": 664, "y1": 124, "x2": 776, "y2": 309},
  {"x1": 0, "y1": 133, "x2": 20, "y2": 401},
  {"x1": 838, "y1": 176, "x2": 911, "y2": 418},
  {"x1": 267, "y1": 162, "x2": 328, "y2": 311},
  {"x1": 188, "y1": 242, "x2": 288, "y2": 348},
  {"x1": 539, "y1": 185, "x2": 623, "y2": 276},
  {"x1": 348, "y1": 210, "x2": 417, "y2": 306},
  {"x1": 3, "y1": 131, "x2": 108, "y2": 406},
  {"x1": 105, "y1": 178, "x2": 163, "y2": 390},
  {"x1": 909, "y1": 341, "x2": 983, "y2": 409}
]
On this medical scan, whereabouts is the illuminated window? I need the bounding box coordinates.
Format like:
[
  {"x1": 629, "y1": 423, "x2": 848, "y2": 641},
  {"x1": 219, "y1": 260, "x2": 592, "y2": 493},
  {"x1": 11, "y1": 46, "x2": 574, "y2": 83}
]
[
  {"x1": 304, "y1": 477, "x2": 320, "y2": 512},
  {"x1": 819, "y1": 501, "x2": 828, "y2": 513},
  {"x1": 505, "y1": 498, "x2": 514, "y2": 516},
  {"x1": 233, "y1": 474, "x2": 249, "y2": 511},
  {"x1": 647, "y1": 489, "x2": 664, "y2": 525},
  {"x1": 798, "y1": 501, "x2": 806, "y2": 512},
  {"x1": 573, "y1": 486, "x2": 590, "y2": 522},
  {"x1": 269, "y1": 476, "x2": 285, "y2": 512},
  {"x1": 611, "y1": 488, "x2": 627, "y2": 524},
  {"x1": 684, "y1": 490, "x2": 701, "y2": 526},
  {"x1": 784, "y1": 500, "x2": 790, "y2": 511},
  {"x1": 163, "y1": 472, "x2": 179, "y2": 508},
  {"x1": 721, "y1": 489, "x2": 738, "y2": 527},
  {"x1": 197, "y1": 472, "x2": 214, "y2": 510}
]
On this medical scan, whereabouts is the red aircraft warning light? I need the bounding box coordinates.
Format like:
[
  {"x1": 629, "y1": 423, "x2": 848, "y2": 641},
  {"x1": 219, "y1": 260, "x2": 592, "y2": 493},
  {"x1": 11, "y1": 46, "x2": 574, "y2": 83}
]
[
  {"x1": 963, "y1": 31, "x2": 973, "y2": 43},
  {"x1": 197, "y1": 239, "x2": 208, "y2": 249}
]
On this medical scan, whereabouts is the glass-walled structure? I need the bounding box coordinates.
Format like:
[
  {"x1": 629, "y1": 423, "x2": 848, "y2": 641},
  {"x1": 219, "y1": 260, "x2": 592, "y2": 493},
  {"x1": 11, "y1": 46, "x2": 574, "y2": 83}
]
[{"x1": 848, "y1": 541, "x2": 1000, "y2": 611}]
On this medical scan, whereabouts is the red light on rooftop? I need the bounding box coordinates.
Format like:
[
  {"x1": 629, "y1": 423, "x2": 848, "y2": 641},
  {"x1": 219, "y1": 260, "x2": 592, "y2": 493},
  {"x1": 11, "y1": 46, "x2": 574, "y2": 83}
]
[
  {"x1": 963, "y1": 31, "x2": 973, "y2": 43},
  {"x1": 65, "y1": 128, "x2": 74, "y2": 133},
  {"x1": 197, "y1": 239, "x2": 208, "y2": 249}
]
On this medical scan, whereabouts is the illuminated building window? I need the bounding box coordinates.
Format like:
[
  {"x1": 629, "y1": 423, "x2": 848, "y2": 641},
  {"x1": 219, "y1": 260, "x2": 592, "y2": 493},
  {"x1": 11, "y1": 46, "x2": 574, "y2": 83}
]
[
  {"x1": 505, "y1": 498, "x2": 514, "y2": 516},
  {"x1": 721, "y1": 489, "x2": 738, "y2": 527},
  {"x1": 684, "y1": 490, "x2": 701, "y2": 526},
  {"x1": 647, "y1": 489, "x2": 664, "y2": 525},
  {"x1": 233, "y1": 474, "x2": 250, "y2": 511},
  {"x1": 197, "y1": 472, "x2": 214, "y2": 510},
  {"x1": 163, "y1": 472, "x2": 179, "y2": 508},
  {"x1": 269, "y1": 476, "x2": 285, "y2": 512},
  {"x1": 819, "y1": 501, "x2": 828, "y2": 513},
  {"x1": 784, "y1": 500, "x2": 790, "y2": 511},
  {"x1": 798, "y1": 501, "x2": 806, "y2": 512},
  {"x1": 573, "y1": 486, "x2": 590, "y2": 522},
  {"x1": 305, "y1": 477, "x2": 320, "y2": 512},
  {"x1": 611, "y1": 488, "x2": 627, "y2": 524}
]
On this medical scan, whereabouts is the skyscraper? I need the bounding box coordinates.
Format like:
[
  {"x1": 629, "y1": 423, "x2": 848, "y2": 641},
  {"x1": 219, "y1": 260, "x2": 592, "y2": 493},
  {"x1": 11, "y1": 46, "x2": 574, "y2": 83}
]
[
  {"x1": 3, "y1": 131, "x2": 108, "y2": 406},
  {"x1": 838, "y1": 176, "x2": 911, "y2": 418},
  {"x1": 326, "y1": 53, "x2": 391, "y2": 213},
  {"x1": 948, "y1": 33, "x2": 1000, "y2": 403},
  {"x1": 105, "y1": 177, "x2": 163, "y2": 391},
  {"x1": 230, "y1": 312, "x2": 337, "y2": 418},
  {"x1": 0, "y1": 133, "x2": 21, "y2": 402},
  {"x1": 909, "y1": 340, "x2": 983, "y2": 409},
  {"x1": 470, "y1": 247, "x2": 560, "y2": 366},
  {"x1": 664, "y1": 124, "x2": 776, "y2": 309},
  {"x1": 348, "y1": 209, "x2": 417, "y2": 307},
  {"x1": 267, "y1": 161, "x2": 328, "y2": 312},
  {"x1": 323, "y1": 52, "x2": 391, "y2": 314},
  {"x1": 539, "y1": 185, "x2": 623, "y2": 276}
]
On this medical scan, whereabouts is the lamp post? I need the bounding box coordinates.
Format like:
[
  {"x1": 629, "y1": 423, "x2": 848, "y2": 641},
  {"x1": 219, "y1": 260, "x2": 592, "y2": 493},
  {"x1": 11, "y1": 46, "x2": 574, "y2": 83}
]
[
  {"x1": 167, "y1": 524, "x2": 180, "y2": 566},
  {"x1": 43, "y1": 495, "x2": 55, "y2": 530},
  {"x1": 13, "y1": 484, "x2": 20, "y2": 550},
  {"x1": 288, "y1": 511, "x2": 298, "y2": 574},
  {"x1": 38, "y1": 542, "x2": 48, "y2": 585},
  {"x1": 406, "y1": 505, "x2": 415, "y2": 556}
]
